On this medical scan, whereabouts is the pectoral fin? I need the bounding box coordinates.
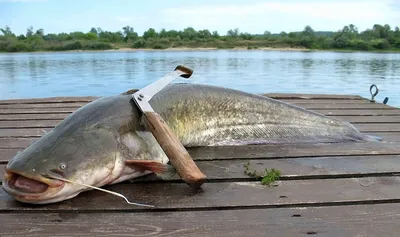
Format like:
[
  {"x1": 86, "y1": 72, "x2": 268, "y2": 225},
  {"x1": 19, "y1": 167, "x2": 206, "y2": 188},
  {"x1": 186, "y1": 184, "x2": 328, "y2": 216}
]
[{"x1": 125, "y1": 160, "x2": 176, "y2": 179}]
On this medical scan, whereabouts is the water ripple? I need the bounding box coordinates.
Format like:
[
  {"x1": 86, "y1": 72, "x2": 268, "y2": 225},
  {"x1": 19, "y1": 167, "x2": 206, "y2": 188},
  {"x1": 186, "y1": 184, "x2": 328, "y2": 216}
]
[{"x1": 0, "y1": 50, "x2": 399, "y2": 107}]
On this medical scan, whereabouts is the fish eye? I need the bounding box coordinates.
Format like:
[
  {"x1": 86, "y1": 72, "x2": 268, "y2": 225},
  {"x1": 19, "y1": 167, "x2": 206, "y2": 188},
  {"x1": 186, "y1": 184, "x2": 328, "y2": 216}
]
[{"x1": 59, "y1": 163, "x2": 67, "y2": 170}]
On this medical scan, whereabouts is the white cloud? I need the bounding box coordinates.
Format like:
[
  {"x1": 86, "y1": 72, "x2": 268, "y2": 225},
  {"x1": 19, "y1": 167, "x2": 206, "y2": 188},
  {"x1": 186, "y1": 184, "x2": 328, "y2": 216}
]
[
  {"x1": 0, "y1": 0, "x2": 47, "y2": 2},
  {"x1": 164, "y1": 1, "x2": 386, "y2": 18},
  {"x1": 161, "y1": 0, "x2": 399, "y2": 33}
]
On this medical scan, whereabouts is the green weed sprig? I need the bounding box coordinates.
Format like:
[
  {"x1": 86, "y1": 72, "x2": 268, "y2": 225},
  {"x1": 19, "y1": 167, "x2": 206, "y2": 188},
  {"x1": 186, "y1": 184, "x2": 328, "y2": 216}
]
[{"x1": 244, "y1": 162, "x2": 281, "y2": 186}]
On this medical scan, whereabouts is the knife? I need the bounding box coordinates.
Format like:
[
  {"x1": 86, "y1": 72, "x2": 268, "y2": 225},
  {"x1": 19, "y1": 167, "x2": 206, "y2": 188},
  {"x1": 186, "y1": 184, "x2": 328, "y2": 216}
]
[{"x1": 132, "y1": 65, "x2": 207, "y2": 187}]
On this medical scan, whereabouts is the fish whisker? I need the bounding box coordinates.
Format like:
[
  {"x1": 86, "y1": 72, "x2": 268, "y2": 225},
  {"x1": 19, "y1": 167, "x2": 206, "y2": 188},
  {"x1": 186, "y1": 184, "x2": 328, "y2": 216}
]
[{"x1": 46, "y1": 175, "x2": 155, "y2": 208}]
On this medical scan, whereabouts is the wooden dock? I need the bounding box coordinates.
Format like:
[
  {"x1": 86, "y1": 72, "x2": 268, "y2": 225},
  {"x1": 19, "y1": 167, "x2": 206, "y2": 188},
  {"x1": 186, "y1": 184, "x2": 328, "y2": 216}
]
[{"x1": 1, "y1": 93, "x2": 400, "y2": 237}]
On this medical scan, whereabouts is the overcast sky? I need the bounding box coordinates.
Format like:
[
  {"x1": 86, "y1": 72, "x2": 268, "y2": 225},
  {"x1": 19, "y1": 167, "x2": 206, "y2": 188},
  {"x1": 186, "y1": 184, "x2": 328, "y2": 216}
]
[{"x1": 1, "y1": 0, "x2": 399, "y2": 35}]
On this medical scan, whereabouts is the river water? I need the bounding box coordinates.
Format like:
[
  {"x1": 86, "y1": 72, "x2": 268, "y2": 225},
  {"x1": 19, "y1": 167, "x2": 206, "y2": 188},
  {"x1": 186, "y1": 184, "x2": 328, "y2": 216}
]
[{"x1": 0, "y1": 50, "x2": 399, "y2": 107}]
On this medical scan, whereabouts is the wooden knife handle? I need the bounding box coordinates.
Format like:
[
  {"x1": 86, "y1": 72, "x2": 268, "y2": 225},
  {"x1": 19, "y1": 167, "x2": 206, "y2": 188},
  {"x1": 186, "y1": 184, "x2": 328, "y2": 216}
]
[{"x1": 143, "y1": 111, "x2": 207, "y2": 187}]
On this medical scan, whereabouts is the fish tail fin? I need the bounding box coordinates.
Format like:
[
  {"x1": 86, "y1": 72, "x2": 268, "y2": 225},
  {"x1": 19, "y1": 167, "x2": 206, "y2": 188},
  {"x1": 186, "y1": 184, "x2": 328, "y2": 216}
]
[
  {"x1": 361, "y1": 134, "x2": 383, "y2": 142},
  {"x1": 346, "y1": 122, "x2": 382, "y2": 142},
  {"x1": 346, "y1": 132, "x2": 383, "y2": 142}
]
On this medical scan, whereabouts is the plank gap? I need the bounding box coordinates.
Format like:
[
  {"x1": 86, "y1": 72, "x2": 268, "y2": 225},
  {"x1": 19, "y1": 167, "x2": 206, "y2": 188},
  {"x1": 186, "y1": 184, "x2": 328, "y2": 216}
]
[{"x1": 3, "y1": 199, "x2": 400, "y2": 214}]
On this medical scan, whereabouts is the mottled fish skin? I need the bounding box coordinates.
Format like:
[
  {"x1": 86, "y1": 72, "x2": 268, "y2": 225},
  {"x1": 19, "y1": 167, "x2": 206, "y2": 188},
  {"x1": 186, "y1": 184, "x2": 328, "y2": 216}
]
[
  {"x1": 149, "y1": 83, "x2": 377, "y2": 146},
  {"x1": 3, "y1": 83, "x2": 378, "y2": 204}
]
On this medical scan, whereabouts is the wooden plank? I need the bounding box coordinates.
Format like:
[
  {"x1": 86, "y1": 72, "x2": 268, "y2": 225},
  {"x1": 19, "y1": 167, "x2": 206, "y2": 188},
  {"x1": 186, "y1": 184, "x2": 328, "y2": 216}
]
[
  {"x1": 314, "y1": 109, "x2": 400, "y2": 116},
  {"x1": 2, "y1": 112, "x2": 400, "y2": 123},
  {"x1": 0, "y1": 94, "x2": 363, "y2": 105},
  {"x1": 2, "y1": 155, "x2": 400, "y2": 184},
  {"x1": 1, "y1": 133, "x2": 395, "y2": 149},
  {"x1": 0, "y1": 99, "x2": 373, "y2": 109},
  {"x1": 0, "y1": 108, "x2": 75, "y2": 114},
  {"x1": 354, "y1": 124, "x2": 400, "y2": 132},
  {"x1": 0, "y1": 99, "x2": 392, "y2": 112},
  {"x1": 0, "y1": 138, "x2": 37, "y2": 148},
  {"x1": 2, "y1": 108, "x2": 399, "y2": 116},
  {"x1": 0, "y1": 101, "x2": 392, "y2": 110},
  {"x1": 0, "y1": 96, "x2": 98, "y2": 105},
  {"x1": 368, "y1": 132, "x2": 400, "y2": 142},
  {"x1": 1, "y1": 141, "x2": 400, "y2": 162},
  {"x1": 1, "y1": 134, "x2": 399, "y2": 159},
  {"x1": 1, "y1": 204, "x2": 399, "y2": 237},
  {"x1": 264, "y1": 93, "x2": 364, "y2": 100},
  {"x1": 281, "y1": 99, "x2": 372, "y2": 104},
  {"x1": 0, "y1": 102, "x2": 86, "y2": 109},
  {"x1": 0, "y1": 149, "x2": 21, "y2": 163},
  {"x1": 186, "y1": 155, "x2": 400, "y2": 180},
  {"x1": 334, "y1": 116, "x2": 400, "y2": 123},
  {"x1": 1, "y1": 119, "x2": 400, "y2": 133},
  {"x1": 187, "y1": 142, "x2": 400, "y2": 160},
  {"x1": 0, "y1": 120, "x2": 60, "y2": 129},
  {"x1": 2, "y1": 177, "x2": 400, "y2": 211},
  {"x1": 120, "y1": 155, "x2": 400, "y2": 182},
  {"x1": 0, "y1": 114, "x2": 68, "y2": 121},
  {"x1": 0, "y1": 102, "x2": 396, "y2": 112},
  {"x1": 295, "y1": 103, "x2": 398, "y2": 110},
  {"x1": 0, "y1": 128, "x2": 51, "y2": 138}
]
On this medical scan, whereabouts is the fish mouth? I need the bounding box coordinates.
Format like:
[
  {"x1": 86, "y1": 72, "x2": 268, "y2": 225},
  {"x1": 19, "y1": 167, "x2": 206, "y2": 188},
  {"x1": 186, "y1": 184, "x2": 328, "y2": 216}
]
[{"x1": 2, "y1": 169, "x2": 65, "y2": 202}]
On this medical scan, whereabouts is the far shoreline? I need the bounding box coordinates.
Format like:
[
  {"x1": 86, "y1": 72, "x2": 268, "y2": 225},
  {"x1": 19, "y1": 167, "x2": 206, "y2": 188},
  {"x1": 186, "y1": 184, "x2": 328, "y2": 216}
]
[
  {"x1": 107, "y1": 46, "x2": 311, "y2": 52},
  {"x1": 0, "y1": 46, "x2": 311, "y2": 54},
  {"x1": 1, "y1": 46, "x2": 400, "y2": 54}
]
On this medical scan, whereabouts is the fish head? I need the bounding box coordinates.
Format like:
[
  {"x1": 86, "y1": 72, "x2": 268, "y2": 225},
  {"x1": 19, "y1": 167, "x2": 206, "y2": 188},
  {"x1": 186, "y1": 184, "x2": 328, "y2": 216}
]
[{"x1": 2, "y1": 122, "x2": 122, "y2": 204}]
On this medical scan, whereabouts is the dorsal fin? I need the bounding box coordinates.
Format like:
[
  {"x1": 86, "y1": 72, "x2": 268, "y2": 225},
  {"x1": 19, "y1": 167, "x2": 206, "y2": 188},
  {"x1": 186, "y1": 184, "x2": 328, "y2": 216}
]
[{"x1": 121, "y1": 89, "x2": 139, "y2": 95}]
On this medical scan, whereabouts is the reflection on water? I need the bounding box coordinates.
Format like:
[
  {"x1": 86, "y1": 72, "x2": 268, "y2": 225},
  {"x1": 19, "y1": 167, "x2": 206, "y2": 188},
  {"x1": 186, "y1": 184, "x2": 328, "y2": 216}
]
[{"x1": 0, "y1": 50, "x2": 399, "y2": 107}]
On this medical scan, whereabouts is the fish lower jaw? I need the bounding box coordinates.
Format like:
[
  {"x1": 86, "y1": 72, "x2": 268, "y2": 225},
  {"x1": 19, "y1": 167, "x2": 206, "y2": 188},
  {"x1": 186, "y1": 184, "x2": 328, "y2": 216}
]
[
  {"x1": 2, "y1": 171, "x2": 65, "y2": 203},
  {"x1": 2, "y1": 182, "x2": 65, "y2": 203},
  {"x1": 13, "y1": 191, "x2": 80, "y2": 205}
]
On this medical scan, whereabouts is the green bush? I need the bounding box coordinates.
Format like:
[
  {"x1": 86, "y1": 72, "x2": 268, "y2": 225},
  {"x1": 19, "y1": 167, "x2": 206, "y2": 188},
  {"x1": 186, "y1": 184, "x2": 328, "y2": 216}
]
[
  {"x1": 6, "y1": 41, "x2": 32, "y2": 52},
  {"x1": 240, "y1": 33, "x2": 253, "y2": 40},
  {"x1": 152, "y1": 43, "x2": 166, "y2": 49},
  {"x1": 371, "y1": 39, "x2": 390, "y2": 49},
  {"x1": 84, "y1": 41, "x2": 112, "y2": 50},
  {"x1": 332, "y1": 35, "x2": 350, "y2": 48},
  {"x1": 132, "y1": 39, "x2": 146, "y2": 48},
  {"x1": 299, "y1": 36, "x2": 313, "y2": 48},
  {"x1": 320, "y1": 38, "x2": 334, "y2": 49},
  {"x1": 283, "y1": 37, "x2": 296, "y2": 46},
  {"x1": 350, "y1": 40, "x2": 369, "y2": 50},
  {"x1": 63, "y1": 41, "x2": 83, "y2": 50},
  {"x1": 394, "y1": 40, "x2": 400, "y2": 48},
  {"x1": 216, "y1": 44, "x2": 234, "y2": 49},
  {"x1": 157, "y1": 38, "x2": 171, "y2": 48},
  {"x1": 0, "y1": 41, "x2": 7, "y2": 51},
  {"x1": 158, "y1": 38, "x2": 170, "y2": 44},
  {"x1": 171, "y1": 40, "x2": 183, "y2": 48}
]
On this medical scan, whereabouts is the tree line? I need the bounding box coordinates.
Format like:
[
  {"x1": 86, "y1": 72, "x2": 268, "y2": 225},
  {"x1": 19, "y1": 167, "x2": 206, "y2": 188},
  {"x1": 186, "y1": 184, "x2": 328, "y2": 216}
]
[{"x1": 0, "y1": 24, "x2": 399, "y2": 52}]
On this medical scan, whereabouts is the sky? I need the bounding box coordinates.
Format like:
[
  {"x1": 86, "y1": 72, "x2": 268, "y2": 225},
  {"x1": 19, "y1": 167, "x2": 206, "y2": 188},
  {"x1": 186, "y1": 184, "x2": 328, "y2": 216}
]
[{"x1": 0, "y1": 0, "x2": 399, "y2": 36}]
